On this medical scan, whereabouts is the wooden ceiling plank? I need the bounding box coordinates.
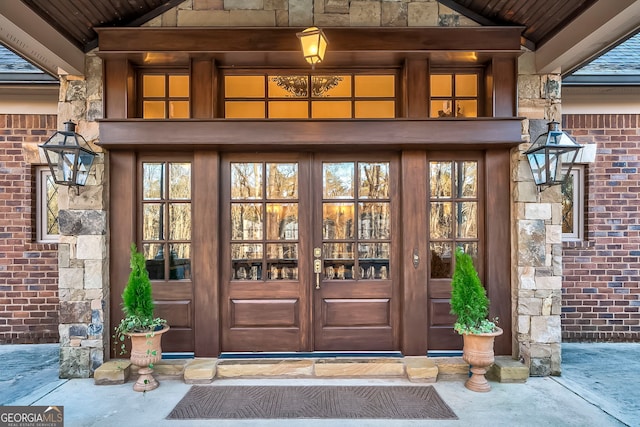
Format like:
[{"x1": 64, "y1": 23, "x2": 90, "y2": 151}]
[{"x1": 437, "y1": 0, "x2": 498, "y2": 26}]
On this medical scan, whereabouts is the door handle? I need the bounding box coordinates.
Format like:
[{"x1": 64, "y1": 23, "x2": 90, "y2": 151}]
[{"x1": 314, "y1": 259, "x2": 322, "y2": 289}]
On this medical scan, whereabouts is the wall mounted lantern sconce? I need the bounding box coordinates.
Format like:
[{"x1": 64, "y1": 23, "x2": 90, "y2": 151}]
[
  {"x1": 525, "y1": 121, "x2": 582, "y2": 187},
  {"x1": 39, "y1": 121, "x2": 97, "y2": 190},
  {"x1": 296, "y1": 26, "x2": 328, "y2": 68}
]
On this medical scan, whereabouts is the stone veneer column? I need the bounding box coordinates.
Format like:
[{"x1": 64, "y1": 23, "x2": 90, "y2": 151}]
[
  {"x1": 513, "y1": 50, "x2": 563, "y2": 376},
  {"x1": 57, "y1": 54, "x2": 108, "y2": 378}
]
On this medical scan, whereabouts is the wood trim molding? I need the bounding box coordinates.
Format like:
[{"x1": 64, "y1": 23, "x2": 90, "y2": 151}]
[
  {"x1": 96, "y1": 27, "x2": 524, "y2": 54},
  {"x1": 98, "y1": 119, "x2": 523, "y2": 151}
]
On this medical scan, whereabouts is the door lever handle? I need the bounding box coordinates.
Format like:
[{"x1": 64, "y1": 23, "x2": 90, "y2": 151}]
[{"x1": 313, "y1": 259, "x2": 322, "y2": 289}]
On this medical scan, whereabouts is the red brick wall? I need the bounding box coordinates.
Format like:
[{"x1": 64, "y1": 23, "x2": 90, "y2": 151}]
[
  {"x1": 0, "y1": 114, "x2": 59, "y2": 343},
  {"x1": 562, "y1": 114, "x2": 640, "y2": 342}
]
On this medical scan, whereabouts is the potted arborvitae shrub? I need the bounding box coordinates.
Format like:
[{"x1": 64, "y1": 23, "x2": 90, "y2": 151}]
[
  {"x1": 450, "y1": 247, "x2": 502, "y2": 392},
  {"x1": 114, "y1": 243, "x2": 169, "y2": 392}
]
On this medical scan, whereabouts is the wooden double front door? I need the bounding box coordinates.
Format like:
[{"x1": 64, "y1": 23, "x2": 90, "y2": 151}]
[{"x1": 220, "y1": 153, "x2": 400, "y2": 352}]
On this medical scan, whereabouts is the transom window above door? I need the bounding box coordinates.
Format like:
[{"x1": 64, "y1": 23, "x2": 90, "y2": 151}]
[
  {"x1": 141, "y1": 72, "x2": 190, "y2": 119},
  {"x1": 224, "y1": 74, "x2": 396, "y2": 119},
  {"x1": 430, "y1": 72, "x2": 479, "y2": 118}
]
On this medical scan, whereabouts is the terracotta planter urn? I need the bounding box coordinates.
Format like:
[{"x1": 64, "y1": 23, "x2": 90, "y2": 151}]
[
  {"x1": 127, "y1": 325, "x2": 170, "y2": 392},
  {"x1": 462, "y1": 326, "x2": 503, "y2": 392}
]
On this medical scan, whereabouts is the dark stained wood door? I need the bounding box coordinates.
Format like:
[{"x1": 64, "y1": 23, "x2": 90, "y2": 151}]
[
  {"x1": 220, "y1": 153, "x2": 399, "y2": 352},
  {"x1": 312, "y1": 156, "x2": 400, "y2": 351}
]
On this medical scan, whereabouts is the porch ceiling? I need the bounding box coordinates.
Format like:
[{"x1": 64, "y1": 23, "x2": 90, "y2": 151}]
[{"x1": 1, "y1": 0, "x2": 638, "y2": 76}]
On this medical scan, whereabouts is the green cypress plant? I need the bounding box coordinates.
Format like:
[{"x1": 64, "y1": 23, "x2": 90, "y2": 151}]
[
  {"x1": 114, "y1": 244, "x2": 167, "y2": 354},
  {"x1": 450, "y1": 247, "x2": 497, "y2": 334}
]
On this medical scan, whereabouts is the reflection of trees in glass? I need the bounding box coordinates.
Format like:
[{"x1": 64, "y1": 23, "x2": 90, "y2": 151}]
[
  {"x1": 267, "y1": 163, "x2": 297, "y2": 199},
  {"x1": 360, "y1": 163, "x2": 389, "y2": 199},
  {"x1": 45, "y1": 174, "x2": 59, "y2": 234},
  {"x1": 232, "y1": 163, "x2": 262, "y2": 199},
  {"x1": 324, "y1": 163, "x2": 353, "y2": 198},
  {"x1": 141, "y1": 162, "x2": 192, "y2": 280},
  {"x1": 561, "y1": 176, "x2": 574, "y2": 233},
  {"x1": 430, "y1": 162, "x2": 452, "y2": 198}
]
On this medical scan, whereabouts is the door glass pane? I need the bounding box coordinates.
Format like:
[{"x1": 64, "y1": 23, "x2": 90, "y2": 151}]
[
  {"x1": 358, "y1": 243, "x2": 389, "y2": 279},
  {"x1": 231, "y1": 203, "x2": 263, "y2": 240},
  {"x1": 456, "y1": 202, "x2": 477, "y2": 238},
  {"x1": 231, "y1": 163, "x2": 263, "y2": 199},
  {"x1": 169, "y1": 243, "x2": 191, "y2": 280},
  {"x1": 143, "y1": 243, "x2": 165, "y2": 280},
  {"x1": 359, "y1": 162, "x2": 389, "y2": 199},
  {"x1": 143, "y1": 163, "x2": 163, "y2": 200},
  {"x1": 169, "y1": 163, "x2": 191, "y2": 199},
  {"x1": 266, "y1": 203, "x2": 298, "y2": 240},
  {"x1": 231, "y1": 243, "x2": 263, "y2": 281},
  {"x1": 267, "y1": 243, "x2": 298, "y2": 280},
  {"x1": 430, "y1": 162, "x2": 452, "y2": 198},
  {"x1": 266, "y1": 163, "x2": 298, "y2": 199},
  {"x1": 169, "y1": 203, "x2": 191, "y2": 240},
  {"x1": 430, "y1": 202, "x2": 452, "y2": 239},
  {"x1": 358, "y1": 202, "x2": 390, "y2": 239},
  {"x1": 323, "y1": 163, "x2": 354, "y2": 198},
  {"x1": 323, "y1": 203, "x2": 354, "y2": 239},
  {"x1": 430, "y1": 242, "x2": 452, "y2": 278},
  {"x1": 143, "y1": 203, "x2": 163, "y2": 240},
  {"x1": 458, "y1": 161, "x2": 477, "y2": 198},
  {"x1": 323, "y1": 243, "x2": 354, "y2": 280}
]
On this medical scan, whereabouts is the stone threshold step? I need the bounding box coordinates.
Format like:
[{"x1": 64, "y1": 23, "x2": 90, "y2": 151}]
[{"x1": 94, "y1": 356, "x2": 528, "y2": 385}]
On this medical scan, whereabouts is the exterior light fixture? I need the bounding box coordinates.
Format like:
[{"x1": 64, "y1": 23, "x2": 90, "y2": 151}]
[
  {"x1": 525, "y1": 121, "x2": 582, "y2": 187},
  {"x1": 296, "y1": 26, "x2": 328, "y2": 68},
  {"x1": 39, "y1": 121, "x2": 97, "y2": 188}
]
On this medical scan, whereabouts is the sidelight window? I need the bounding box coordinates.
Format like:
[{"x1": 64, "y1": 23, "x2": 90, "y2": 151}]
[
  {"x1": 141, "y1": 161, "x2": 192, "y2": 280},
  {"x1": 428, "y1": 160, "x2": 479, "y2": 277}
]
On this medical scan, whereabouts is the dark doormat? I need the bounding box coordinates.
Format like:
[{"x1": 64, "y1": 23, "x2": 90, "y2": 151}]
[{"x1": 166, "y1": 385, "x2": 458, "y2": 420}]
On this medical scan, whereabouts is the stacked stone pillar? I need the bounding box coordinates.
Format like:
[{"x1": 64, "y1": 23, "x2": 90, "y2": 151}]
[
  {"x1": 513, "y1": 51, "x2": 563, "y2": 375},
  {"x1": 56, "y1": 54, "x2": 108, "y2": 378}
]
